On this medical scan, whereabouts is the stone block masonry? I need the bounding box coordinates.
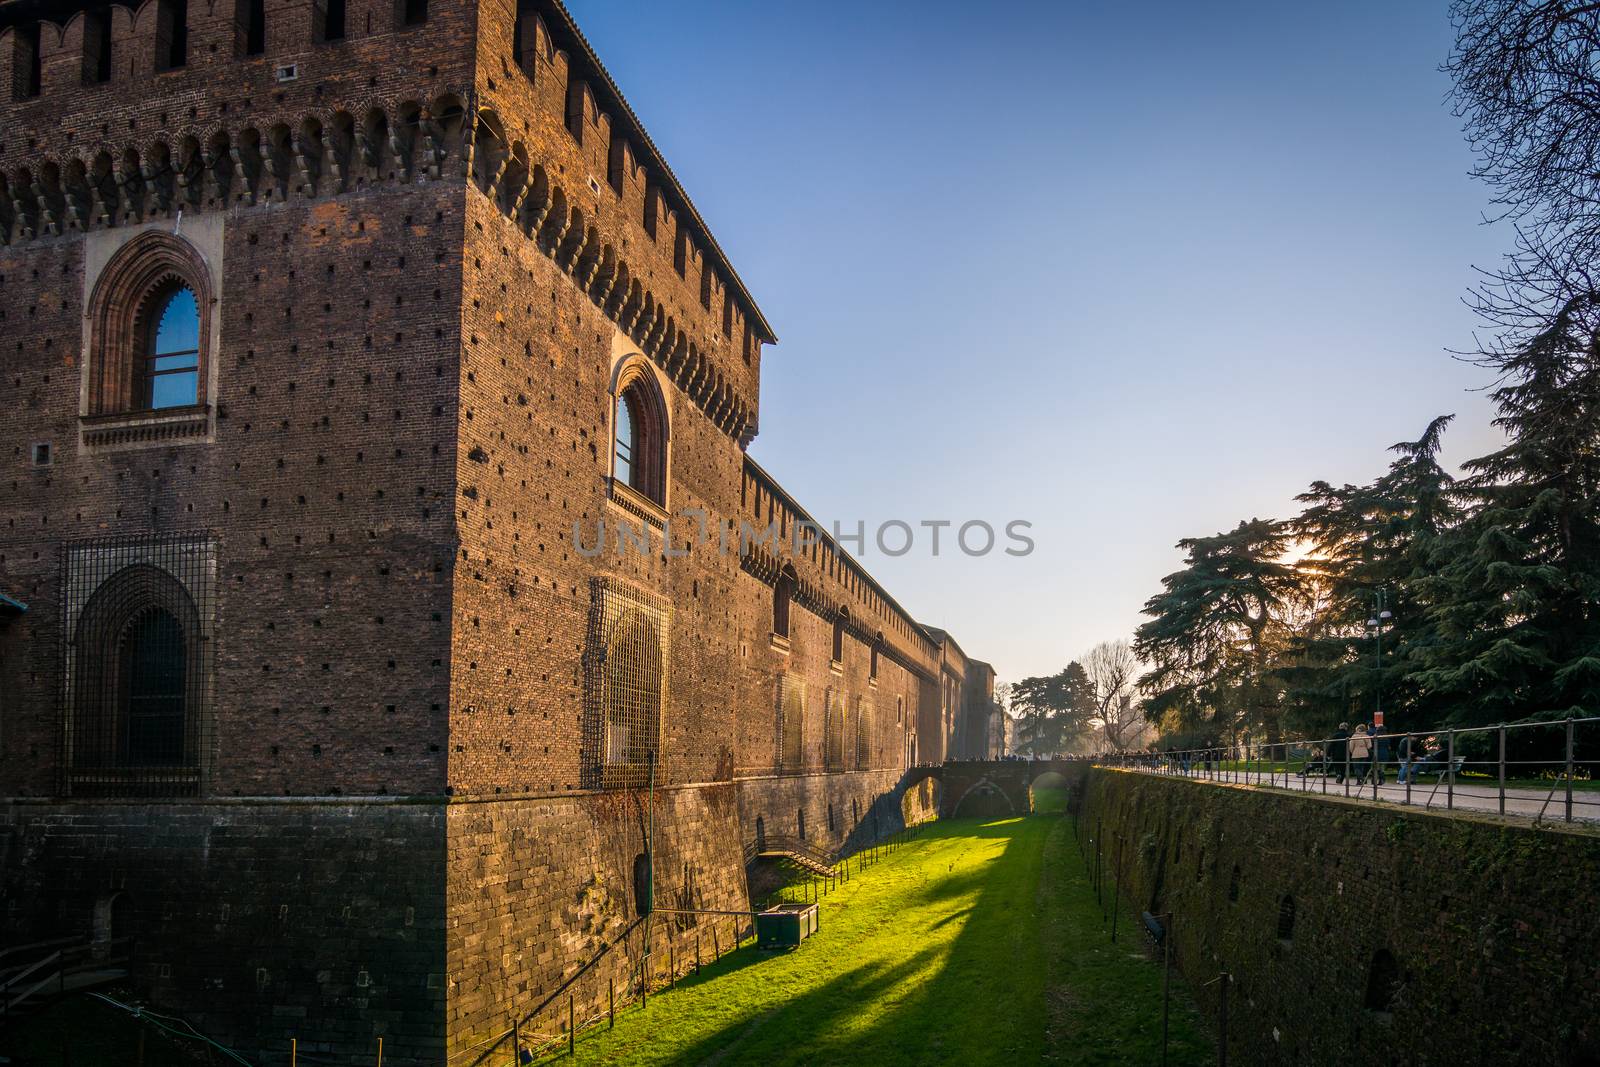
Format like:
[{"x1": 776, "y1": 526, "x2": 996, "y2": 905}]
[
  {"x1": 0, "y1": 799, "x2": 448, "y2": 1063},
  {"x1": 1080, "y1": 769, "x2": 1600, "y2": 1065}
]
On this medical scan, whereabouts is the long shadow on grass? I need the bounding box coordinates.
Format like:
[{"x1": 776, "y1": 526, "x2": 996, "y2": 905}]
[
  {"x1": 669, "y1": 945, "x2": 944, "y2": 1066},
  {"x1": 667, "y1": 816, "x2": 1041, "y2": 1067},
  {"x1": 839, "y1": 816, "x2": 1049, "y2": 1065}
]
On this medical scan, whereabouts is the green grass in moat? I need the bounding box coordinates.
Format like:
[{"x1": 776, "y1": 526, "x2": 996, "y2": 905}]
[{"x1": 538, "y1": 788, "x2": 1212, "y2": 1065}]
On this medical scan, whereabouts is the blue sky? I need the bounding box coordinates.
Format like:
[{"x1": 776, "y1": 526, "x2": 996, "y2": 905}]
[{"x1": 567, "y1": 0, "x2": 1508, "y2": 684}]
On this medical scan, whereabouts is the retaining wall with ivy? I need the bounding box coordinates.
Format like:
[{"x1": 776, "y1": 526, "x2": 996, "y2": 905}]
[{"x1": 1080, "y1": 768, "x2": 1600, "y2": 1065}]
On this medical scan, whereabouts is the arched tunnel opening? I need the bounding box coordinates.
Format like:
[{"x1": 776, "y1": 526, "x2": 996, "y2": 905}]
[{"x1": 1027, "y1": 770, "x2": 1071, "y2": 814}]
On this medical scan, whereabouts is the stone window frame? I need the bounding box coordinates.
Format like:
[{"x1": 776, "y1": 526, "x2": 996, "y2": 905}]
[
  {"x1": 606, "y1": 353, "x2": 670, "y2": 522},
  {"x1": 81, "y1": 227, "x2": 220, "y2": 452}
]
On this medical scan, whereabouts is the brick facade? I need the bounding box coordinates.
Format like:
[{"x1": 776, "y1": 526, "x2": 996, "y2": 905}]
[{"x1": 0, "y1": 0, "x2": 984, "y2": 1058}]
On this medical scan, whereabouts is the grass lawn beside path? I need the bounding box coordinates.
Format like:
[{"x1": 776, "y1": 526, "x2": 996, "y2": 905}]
[{"x1": 545, "y1": 793, "x2": 1212, "y2": 1065}]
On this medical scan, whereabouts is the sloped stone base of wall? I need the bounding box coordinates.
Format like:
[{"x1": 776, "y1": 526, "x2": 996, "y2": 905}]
[
  {"x1": 0, "y1": 773, "x2": 943, "y2": 1064},
  {"x1": 443, "y1": 784, "x2": 749, "y2": 1059},
  {"x1": 0, "y1": 799, "x2": 447, "y2": 1065}
]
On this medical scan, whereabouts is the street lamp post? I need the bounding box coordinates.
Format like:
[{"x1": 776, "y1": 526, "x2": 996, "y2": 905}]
[{"x1": 1365, "y1": 589, "x2": 1392, "y2": 732}]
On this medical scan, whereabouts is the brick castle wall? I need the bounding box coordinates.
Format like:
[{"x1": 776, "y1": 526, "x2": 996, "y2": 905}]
[{"x1": 0, "y1": 0, "x2": 979, "y2": 1058}]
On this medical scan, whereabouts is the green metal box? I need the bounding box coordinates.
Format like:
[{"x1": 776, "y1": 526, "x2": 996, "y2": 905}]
[{"x1": 756, "y1": 902, "x2": 820, "y2": 949}]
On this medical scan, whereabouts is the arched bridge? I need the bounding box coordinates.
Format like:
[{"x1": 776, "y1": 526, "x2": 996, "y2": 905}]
[{"x1": 906, "y1": 759, "x2": 1089, "y2": 819}]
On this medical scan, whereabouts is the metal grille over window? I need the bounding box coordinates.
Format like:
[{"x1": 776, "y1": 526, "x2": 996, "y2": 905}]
[
  {"x1": 582, "y1": 578, "x2": 671, "y2": 790},
  {"x1": 855, "y1": 697, "x2": 871, "y2": 769},
  {"x1": 776, "y1": 674, "x2": 805, "y2": 773},
  {"x1": 825, "y1": 687, "x2": 847, "y2": 771},
  {"x1": 62, "y1": 533, "x2": 217, "y2": 797}
]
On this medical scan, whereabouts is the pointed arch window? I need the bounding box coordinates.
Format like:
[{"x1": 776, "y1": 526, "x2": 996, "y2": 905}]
[
  {"x1": 84, "y1": 230, "x2": 215, "y2": 447},
  {"x1": 609, "y1": 360, "x2": 668, "y2": 508},
  {"x1": 773, "y1": 565, "x2": 796, "y2": 640}
]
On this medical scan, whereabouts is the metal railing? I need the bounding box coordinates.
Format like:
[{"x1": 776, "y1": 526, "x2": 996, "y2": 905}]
[
  {"x1": 1101, "y1": 715, "x2": 1600, "y2": 824},
  {"x1": 741, "y1": 832, "x2": 837, "y2": 874},
  {"x1": 0, "y1": 936, "x2": 133, "y2": 1020}
]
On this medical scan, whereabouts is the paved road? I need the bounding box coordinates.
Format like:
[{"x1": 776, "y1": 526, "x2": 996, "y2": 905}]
[{"x1": 1127, "y1": 766, "x2": 1600, "y2": 824}]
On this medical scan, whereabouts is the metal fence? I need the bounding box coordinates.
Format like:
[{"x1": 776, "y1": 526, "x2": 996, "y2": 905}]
[{"x1": 1101, "y1": 715, "x2": 1600, "y2": 824}]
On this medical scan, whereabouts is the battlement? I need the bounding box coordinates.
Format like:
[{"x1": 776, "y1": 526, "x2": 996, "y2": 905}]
[
  {"x1": 0, "y1": 0, "x2": 473, "y2": 121},
  {"x1": 738, "y1": 456, "x2": 941, "y2": 676},
  {"x1": 1, "y1": 0, "x2": 774, "y2": 437}
]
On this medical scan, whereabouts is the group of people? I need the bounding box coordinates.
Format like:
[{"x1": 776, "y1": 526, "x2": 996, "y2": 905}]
[
  {"x1": 1126, "y1": 728, "x2": 1452, "y2": 785},
  {"x1": 1307, "y1": 725, "x2": 1445, "y2": 785}
]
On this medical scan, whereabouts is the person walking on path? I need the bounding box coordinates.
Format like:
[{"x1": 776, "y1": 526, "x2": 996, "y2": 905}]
[
  {"x1": 1397, "y1": 732, "x2": 1419, "y2": 784},
  {"x1": 1330, "y1": 723, "x2": 1351, "y2": 783},
  {"x1": 1350, "y1": 724, "x2": 1374, "y2": 785}
]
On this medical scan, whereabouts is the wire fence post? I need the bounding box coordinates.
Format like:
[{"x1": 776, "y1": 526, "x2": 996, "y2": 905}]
[
  {"x1": 1217, "y1": 972, "x2": 1229, "y2": 1067},
  {"x1": 376, "y1": 1036, "x2": 383, "y2": 1067},
  {"x1": 291, "y1": 1038, "x2": 297, "y2": 1067},
  {"x1": 1109, "y1": 836, "x2": 1121, "y2": 943},
  {"x1": 1447, "y1": 729, "x2": 1456, "y2": 811},
  {"x1": 1093, "y1": 831, "x2": 1103, "y2": 908},
  {"x1": 1372, "y1": 736, "x2": 1380, "y2": 802},
  {"x1": 568, "y1": 993, "x2": 574, "y2": 1056},
  {"x1": 609, "y1": 977, "x2": 615, "y2": 1029},
  {"x1": 1566, "y1": 716, "x2": 1575, "y2": 823},
  {"x1": 1161, "y1": 914, "x2": 1173, "y2": 1067},
  {"x1": 1498, "y1": 724, "x2": 1507, "y2": 816}
]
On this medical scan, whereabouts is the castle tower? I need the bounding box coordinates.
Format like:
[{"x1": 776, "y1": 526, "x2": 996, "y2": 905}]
[{"x1": 0, "y1": 0, "x2": 965, "y2": 1057}]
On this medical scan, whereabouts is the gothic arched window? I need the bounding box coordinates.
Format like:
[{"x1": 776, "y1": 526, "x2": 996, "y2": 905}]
[
  {"x1": 610, "y1": 360, "x2": 667, "y2": 507},
  {"x1": 85, "y1": 231, "x2": 214, "y2": 424},
  {"x1": 773, "y1": 565, "x2": 796, "y2": 639}
]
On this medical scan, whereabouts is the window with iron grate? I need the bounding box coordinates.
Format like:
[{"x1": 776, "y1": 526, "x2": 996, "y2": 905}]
[
  {"x1": 63, "y1": 533, "x2": 216, "y2": 797},
  {"x1": 776, "y1": 674, "x2": 805, "y2": 773},
  {"x1": 855, "y1": 696, "x2": 871, "y2": 769},
  {"x1": 581, "y1": 579, "x2": 671, "y2": 789},
  {"x1": 824, "y1": 687, "x2": 847, "y2": 771}
]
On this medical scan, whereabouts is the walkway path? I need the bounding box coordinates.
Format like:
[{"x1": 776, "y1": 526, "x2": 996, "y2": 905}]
[{"x1": 1130, "y1": 766, "x2": 1600, "y2": 824}]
